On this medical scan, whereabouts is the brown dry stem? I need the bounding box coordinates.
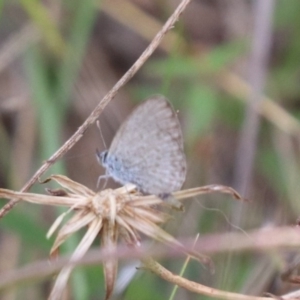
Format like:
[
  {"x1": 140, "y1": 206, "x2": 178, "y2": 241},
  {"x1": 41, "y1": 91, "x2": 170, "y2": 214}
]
[{"x1": 141, "y1": 257, "x2": 287, "y2": 300}]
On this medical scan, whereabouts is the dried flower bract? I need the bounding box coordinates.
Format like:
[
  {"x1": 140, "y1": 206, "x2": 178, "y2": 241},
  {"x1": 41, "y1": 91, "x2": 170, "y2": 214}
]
[{"x1": 0, "y1": 175, "x2": 245, "y2": 300}]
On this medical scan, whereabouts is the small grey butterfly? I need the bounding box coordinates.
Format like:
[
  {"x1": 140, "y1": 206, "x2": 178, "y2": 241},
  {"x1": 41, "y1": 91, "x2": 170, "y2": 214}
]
[{"x1": 97, "y1": 95, "x2": 186, "y2": 195}]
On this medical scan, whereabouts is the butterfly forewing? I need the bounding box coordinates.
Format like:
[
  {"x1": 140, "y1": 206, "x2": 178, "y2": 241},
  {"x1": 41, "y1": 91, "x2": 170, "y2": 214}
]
[{"x1": 104, "y1": 95, "x2": 186, "y2": 195}]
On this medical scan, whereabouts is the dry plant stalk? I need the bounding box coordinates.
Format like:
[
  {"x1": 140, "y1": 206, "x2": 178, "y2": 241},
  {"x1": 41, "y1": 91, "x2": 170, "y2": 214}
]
[
  {"x1": 142, "y1": 257, "x2": 273, "y2": 300},
  {"x1": 0, "y1": 0, "x2": 192, "y2": 219},
  {"x1": 0, "y1": 175, "x2": 245, "y2": 300}
]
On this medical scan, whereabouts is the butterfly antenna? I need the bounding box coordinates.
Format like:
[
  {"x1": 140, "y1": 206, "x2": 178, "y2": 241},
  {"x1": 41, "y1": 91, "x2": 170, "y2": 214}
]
[
  {"x1": 96, "y1": 120, "x2": 107, "y2": 150},
  {"x1": 96, "y1": 120, "x2": 110, "y2": 190}
]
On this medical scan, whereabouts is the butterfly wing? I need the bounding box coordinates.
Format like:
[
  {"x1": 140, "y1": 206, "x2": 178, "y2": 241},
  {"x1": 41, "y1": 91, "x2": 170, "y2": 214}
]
[{"x1": 106, "y1": 95, "x2": 186, "y2": 195}]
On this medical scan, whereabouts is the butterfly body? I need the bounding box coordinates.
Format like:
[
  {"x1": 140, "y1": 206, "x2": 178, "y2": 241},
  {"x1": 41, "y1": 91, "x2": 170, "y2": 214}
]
[{"x1": 98, "y1": 96, "x2": 186, "y2": 195}]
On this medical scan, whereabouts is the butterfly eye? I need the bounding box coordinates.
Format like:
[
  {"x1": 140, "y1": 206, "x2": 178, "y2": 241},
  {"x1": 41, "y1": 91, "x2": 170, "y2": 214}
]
[
  {"x1": 96, "y1": 149, "x2": 108, "y2": 165},
  {"x1": 100, "y1": 151, "x2": 108, "y2": 164}
]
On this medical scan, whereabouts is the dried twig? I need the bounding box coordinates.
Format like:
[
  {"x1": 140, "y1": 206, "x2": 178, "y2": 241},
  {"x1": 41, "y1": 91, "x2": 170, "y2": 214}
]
[
  {"x1": 142, "y1": 257, "x2": 272, "y2": 300},
  {"x1": 0, "y1": 0, "x2": 192, "y2": 219}
]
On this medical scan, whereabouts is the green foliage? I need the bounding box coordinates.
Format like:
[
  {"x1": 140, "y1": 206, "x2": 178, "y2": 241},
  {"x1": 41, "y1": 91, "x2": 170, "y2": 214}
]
[
  {"x1": 125, "y1": 271, "x2": 164, "y2": 300},
  {"x1": 1, "y1": 206, "x2": 51, "y2": 250},
  {"x1": 147, "y1": 40, "x2": 246, "y2": 79},
  {"x1": 184, "y1": 84, "x2": 218, "y2": 143}
]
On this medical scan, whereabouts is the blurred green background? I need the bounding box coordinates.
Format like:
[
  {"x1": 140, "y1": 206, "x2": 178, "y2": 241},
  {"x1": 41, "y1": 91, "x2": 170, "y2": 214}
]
[{"x1": 1, "y1": 0, "x2": 300, "y2": 299}]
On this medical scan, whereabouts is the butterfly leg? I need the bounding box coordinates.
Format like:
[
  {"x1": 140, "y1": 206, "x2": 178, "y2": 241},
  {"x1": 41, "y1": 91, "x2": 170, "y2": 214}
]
[
  {"x1": 97, "y1": 174, "x2": 109, "y2": 190},
  {"x1": 158, "y1": 193, "x2": 183, "y2": 210}
]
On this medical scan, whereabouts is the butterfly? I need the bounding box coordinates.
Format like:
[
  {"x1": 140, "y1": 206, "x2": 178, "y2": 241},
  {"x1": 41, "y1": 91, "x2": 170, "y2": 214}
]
[{"x1": 97, "y1": 95, "x2": 186, "y2": 196}]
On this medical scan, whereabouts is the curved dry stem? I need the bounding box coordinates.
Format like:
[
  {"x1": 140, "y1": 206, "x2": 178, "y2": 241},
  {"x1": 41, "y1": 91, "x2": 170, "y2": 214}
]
[
  {"x1": 0, "y1": 0, "x2": 192, "y2": 219},
  {"x1": 141, "y1": 257, "x2": 272, "y2": 300}
]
